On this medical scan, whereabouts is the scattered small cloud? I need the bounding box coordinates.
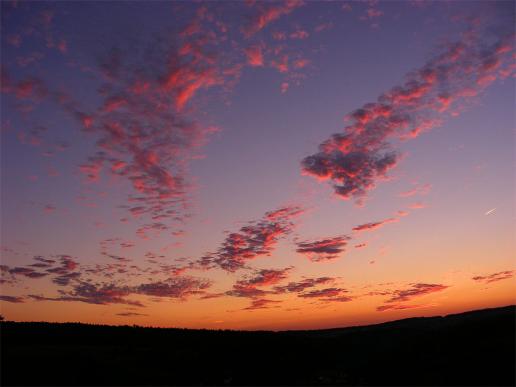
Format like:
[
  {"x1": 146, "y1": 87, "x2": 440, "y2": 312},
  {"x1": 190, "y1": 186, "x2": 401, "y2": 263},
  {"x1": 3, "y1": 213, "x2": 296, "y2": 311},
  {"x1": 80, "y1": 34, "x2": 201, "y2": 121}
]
[{"x1": 472, "y1": 270, "x2": 513, "y2": 284}]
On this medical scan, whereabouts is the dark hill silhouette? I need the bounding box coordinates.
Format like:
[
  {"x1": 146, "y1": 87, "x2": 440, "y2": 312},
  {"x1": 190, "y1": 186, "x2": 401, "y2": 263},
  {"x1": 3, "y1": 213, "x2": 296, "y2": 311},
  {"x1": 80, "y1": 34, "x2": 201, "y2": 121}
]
[{"x1": 1, "y1": 305, "x2": 514, "y2": 386}]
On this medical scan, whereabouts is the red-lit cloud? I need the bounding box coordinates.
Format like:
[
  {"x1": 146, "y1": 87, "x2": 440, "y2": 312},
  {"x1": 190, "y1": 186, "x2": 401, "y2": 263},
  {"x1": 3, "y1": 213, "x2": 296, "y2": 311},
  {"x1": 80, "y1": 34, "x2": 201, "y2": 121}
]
[
  {"x1": 301, "y1": 23, "x2": 514, "y2": 202},
  {"x1": 198, "y1": 206, "x2": 304, "y2": 271},
  {"x1": 243, "y1": 298, "x2": 281, "y2": 310},
  {"x1": 374, "y1": 283, "x2": 448, "y2": 311},
  {"x1": 290, "y1": 29, "x2": 309, "y2": 39},
  {"x1": 28, "y1": 275, "x2": 211, "y2": 307},
  {"x1": 273, "y1": 277, "x2": 335, "y2": 294},
  {"x1": 398, "y1": 183, "x2": 431, "y2": 197},
  {"x1": 377, "y1": 303, "x2": 423, "y2": 312},
  {"x1": 1, "y1": 255, "x2": 80, "y2": 286},
  {"x1": 352, "y1": 217, "x2": 398, "y2": 232},
  {"x1": 472, "y1": 270, "x2": 514, "y2": 284},
  {"x1": 7, "y1": 267, "x2": 48, "y2": 279},
  {"x1": 116, "y1": 312, "x2": 148, "y2": 317},
  {"x1": 227, "y1": 267, "x2": 291, "y2": 298},
  {"x1": 298, "y1": 287, "x2": 349, "y2": 300},
  {"x1": 1, "y1": 70, "x2": 47, "y2": 101},
  {"x1": 0, "y1": 295, "x2": 24, "y2": 303},
  {"x1": 386, "y1": 283, "x2": 448, "y2": 303},
  {"x1": 30, "y1": 282, "x2": 141, "y2": 307},
  {"x1": 296, "y1": 235, "x2": 350, "y2": 262},
  {"x1": 245, "y1": 44, "x2": 264, "y2": 67},
  {"x1": 408, "y1": 202, "x2": 426, "y2": 209},
  {"x1": 243, "y1": 0, "x2": 304, "y2": 37},
  {"x1": 50, "y1": 12, "x2": 241, "y2": 238},
  {"x1": 135, "y1": 277, "x2": 212, "y2": 299},
  {"x1": 240, "y1": 268, "x2": 292, "y2": 287}
]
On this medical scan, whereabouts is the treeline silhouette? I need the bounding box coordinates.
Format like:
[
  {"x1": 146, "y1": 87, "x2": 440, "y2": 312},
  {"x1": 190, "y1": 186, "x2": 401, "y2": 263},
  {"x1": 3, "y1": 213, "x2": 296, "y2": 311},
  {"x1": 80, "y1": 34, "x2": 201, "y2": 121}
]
[{"x1": 1, "y1": 305, "x2": 514, "y2": 386}]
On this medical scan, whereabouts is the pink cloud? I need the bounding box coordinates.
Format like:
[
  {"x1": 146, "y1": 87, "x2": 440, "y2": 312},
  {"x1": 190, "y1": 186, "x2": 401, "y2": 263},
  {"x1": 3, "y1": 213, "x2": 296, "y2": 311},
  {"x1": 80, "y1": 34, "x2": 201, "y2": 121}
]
[
  {"x1": 271, "y1": 54, "x2": 289, "y2": 73},
  {"x1": 298, "y1": 287, "x2": 349, "y2": 300},
  {"x1": 244, "y1": 44, "x2": 264, "y2": 67},
  {"x1": 197, "y1": 206, "x2": 304, "y2": 271},
  {"x1": 290, "y1": 29, "x2": 309, "y2": 39},
  {"x1": 352, "y1": 217, "x2": 398, "y2": 232},
  {"x1": 296, "y1": 235, "x2": 350, "y2": 262},
  {"x1": 398, "y1": 183, "x2": 431, "y2": 197},
  {"x1": 135, "y1": 277, "x2": 211, "y2": 299},
  {"x1": 243, "y1": 298, "x2": 281, "y2": 310},
  {"x1": 377, "y1": 303, "x2": 423, "y2": 312},
  {"x1": 472, "y1": 270, "x2": 514, "y2": 284},
  {"x1": 227, "y1": 267, "x2": 291, "y2": 298},
  {"x1": 241, "y1": 268, "x2": 291, "y2": 287},
  {"x1": 293, "y1": 58, "x2": 309, "y2": 69},
  {"x1": 59, "y1": 22, "x2": 242, "y2": 237},
  {"x1": 273, "y1": 277, "x2": 335, "y2": 294},
  {"x1": 1, "y1": 71, "x2": 47, "y2": 101},
  {"x1": 386, "y1": 283, "x2": 449, "y2": 303},
  {"x1": 314, "y1": 22, "x2": 333, "y2": 33},
  {"x1": 301, "y1": 23, "x2": 514, "y2": 202},
  {"x1": 272, "y1": 31, "x2": 287, "y2": 40},
  {"x1": 243, "y1": 0, "x2": 304, "y2": 37},
  {"x1": 0, "y1": 295, "x2": 24, "y2": 303},
  {"x1": 116, "y1": 312, "x2": 148, "y2": 317},
  {"x1": 8, "y1": 267, "x2": 48, "y2": 279}
]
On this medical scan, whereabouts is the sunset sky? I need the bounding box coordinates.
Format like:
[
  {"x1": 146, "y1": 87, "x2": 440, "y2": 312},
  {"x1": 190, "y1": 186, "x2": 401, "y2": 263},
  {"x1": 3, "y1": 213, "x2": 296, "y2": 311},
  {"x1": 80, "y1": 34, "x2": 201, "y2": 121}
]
[{"x1": 1, "y1": 0, "x2": 514, "y2": 330}]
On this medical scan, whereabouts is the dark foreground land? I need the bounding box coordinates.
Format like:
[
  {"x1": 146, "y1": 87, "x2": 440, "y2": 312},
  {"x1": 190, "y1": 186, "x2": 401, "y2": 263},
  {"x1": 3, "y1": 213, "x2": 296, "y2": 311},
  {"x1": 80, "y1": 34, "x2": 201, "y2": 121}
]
[{"x1": 1, "y1": 306, "x2": 515, "y2": 386}]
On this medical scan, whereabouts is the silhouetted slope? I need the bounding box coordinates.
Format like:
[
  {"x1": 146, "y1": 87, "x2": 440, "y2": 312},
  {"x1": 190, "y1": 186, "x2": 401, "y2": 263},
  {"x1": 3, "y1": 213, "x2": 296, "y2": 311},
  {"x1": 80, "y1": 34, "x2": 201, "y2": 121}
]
[{"x1": 1, "y1": 305, "x2": 514, "y2": 386}]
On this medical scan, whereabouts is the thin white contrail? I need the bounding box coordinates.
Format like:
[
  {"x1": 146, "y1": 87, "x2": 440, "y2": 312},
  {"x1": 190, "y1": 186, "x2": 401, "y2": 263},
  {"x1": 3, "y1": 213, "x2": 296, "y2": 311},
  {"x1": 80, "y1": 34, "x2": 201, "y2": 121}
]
[{"x1": 484, "y1": 208, "x2": 497, "y2": 216}]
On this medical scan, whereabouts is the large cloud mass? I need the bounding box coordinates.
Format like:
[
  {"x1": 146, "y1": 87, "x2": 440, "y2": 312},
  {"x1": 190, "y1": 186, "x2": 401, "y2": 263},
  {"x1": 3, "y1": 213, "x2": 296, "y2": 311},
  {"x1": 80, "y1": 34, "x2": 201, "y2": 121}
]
[{"x1": 301, "y1": 21, "x2": 514, "y2": 202}]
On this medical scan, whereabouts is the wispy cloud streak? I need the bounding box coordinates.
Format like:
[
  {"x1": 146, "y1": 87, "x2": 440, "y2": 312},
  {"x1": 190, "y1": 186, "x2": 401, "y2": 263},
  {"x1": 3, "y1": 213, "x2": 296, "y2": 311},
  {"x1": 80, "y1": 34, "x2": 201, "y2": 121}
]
[
  {"x1": 472, "y1": 270, "x2": 513, "y2": 284},
  {"x1": 296, "y1": 235, "x2": 350, "y2": 262}
]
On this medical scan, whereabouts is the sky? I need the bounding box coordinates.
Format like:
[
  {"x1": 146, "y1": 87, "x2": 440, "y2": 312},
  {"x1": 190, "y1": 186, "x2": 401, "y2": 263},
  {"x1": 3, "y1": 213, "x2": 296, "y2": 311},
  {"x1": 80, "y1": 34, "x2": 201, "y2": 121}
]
[{"x1": 0, "y1": 0, "x2": 514, "y2": 330}]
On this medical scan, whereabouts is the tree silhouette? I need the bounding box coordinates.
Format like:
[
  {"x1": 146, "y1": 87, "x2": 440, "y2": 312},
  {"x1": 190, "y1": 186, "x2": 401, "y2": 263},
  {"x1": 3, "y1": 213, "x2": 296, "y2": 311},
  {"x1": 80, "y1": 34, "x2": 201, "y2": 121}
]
[{"x1": 0, "y1": 306, "x2": 514, "y2": 386}]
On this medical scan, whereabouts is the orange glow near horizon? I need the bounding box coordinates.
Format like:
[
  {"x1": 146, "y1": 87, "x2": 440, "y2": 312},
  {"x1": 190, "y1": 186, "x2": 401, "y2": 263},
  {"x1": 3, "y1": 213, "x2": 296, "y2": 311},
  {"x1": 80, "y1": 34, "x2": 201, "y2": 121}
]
[{"x1": 1, "y1": 1, "x2": 515, "y2": 330}]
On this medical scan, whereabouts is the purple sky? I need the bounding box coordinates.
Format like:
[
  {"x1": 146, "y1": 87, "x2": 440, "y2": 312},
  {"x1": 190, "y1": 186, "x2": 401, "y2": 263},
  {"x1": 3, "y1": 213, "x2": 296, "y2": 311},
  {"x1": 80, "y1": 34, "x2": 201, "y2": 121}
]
[{"x1": 0, "y1": 0, "x2": 514, "y2": 329}]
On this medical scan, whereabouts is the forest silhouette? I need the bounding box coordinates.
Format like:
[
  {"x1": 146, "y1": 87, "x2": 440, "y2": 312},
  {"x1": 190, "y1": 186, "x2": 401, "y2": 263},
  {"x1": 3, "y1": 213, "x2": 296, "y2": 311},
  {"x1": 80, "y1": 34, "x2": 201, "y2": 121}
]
[{"x1": 1, "y1": 305, "x2": 514, "y2": 386}]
